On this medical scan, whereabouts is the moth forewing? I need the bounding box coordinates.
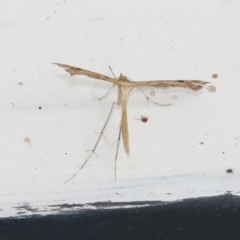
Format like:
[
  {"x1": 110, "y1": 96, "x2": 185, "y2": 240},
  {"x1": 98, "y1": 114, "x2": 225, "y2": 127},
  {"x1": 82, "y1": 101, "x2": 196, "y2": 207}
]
[
  {"x1": 130, "y1": 80, "x2": 209, "y2": 90},
  {"x1": 54, "y1": 63, "x2": 118, "y2": 85}
]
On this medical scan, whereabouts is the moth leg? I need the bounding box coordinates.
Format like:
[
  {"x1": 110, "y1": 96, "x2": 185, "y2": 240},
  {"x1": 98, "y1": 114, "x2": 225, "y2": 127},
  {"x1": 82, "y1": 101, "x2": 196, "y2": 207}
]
[{"x1": 64, "y1": 102, "x2": 116, "y2": 183}]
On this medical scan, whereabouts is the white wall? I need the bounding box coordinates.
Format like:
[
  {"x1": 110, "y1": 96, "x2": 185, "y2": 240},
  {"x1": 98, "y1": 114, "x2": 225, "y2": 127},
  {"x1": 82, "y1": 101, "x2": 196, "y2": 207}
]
[{"x1": 0, "y1": 0, "x2": 240, "y2": 217}]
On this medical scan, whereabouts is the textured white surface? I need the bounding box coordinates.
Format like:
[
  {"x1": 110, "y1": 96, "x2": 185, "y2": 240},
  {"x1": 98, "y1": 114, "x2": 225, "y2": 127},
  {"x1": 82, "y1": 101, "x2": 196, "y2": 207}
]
[{"x1": 1, "y1": 0, "x2": 240, "y2": 217}]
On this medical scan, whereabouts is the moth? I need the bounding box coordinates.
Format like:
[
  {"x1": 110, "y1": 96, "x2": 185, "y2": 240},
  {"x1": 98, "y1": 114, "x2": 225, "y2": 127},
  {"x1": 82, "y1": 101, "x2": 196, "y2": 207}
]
[{"x1": 54, "y1": 63, "x2": 212, "y2": 182}]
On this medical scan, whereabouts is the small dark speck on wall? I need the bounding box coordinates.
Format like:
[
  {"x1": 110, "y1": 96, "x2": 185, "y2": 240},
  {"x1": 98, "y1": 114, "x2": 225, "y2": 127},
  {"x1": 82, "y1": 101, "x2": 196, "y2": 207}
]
[
  {"x1": 226, "y1": 169, "x2": 233, "y2": 174},
  {"x1": 140, "y1": 116, "x2": 148, "y2": 123},
  {"x1": 212, "y1": 74, "x2": 218, "y2": 79},
  {"x1": 24, "y1": 137, "x2": 31, "y2": 144},
  {"x1": 39, "y1": 106, "x2": 42, "y2": 109}
]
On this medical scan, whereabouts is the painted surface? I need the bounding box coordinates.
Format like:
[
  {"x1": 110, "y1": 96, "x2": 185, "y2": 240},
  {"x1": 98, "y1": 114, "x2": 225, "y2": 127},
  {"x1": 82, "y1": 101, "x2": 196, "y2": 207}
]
[
  {"x1": 0, "y1": 0, "x2": 240, "y2": 218},
  {"x1": 1, "y1": 195, "x2": 240, "y2": 240}
]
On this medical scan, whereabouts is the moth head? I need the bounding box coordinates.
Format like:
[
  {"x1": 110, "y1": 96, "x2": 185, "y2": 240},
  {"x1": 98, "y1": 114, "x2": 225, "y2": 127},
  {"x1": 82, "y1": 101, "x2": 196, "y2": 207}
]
[{"x1": 119, "y1": 73, "x2": 129, "y2": 82}]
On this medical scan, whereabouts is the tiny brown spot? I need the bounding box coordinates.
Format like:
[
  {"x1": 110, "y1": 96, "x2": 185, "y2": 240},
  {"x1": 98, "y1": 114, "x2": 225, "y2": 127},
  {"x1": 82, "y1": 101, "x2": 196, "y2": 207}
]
[
  {"x1": 212, "y1": 74, "x2": 218, "y2": 79},
  {"x1": 226, "y1": 169, "x2": 233, "y2": 174},
  {"x1": 207, "y1": 85, "x2": 216, "y2": 93},
  {"x1": 172, "y1": 95, "x2": 178, "y2": 100},
  {"x1": 18, "y1": 82, "x2": 23, "y2": 86},
  {"x1": 24, "y1": 137, "x2": 31, "y2": 144},
  {"x1": 199, "y1": 142, "x2": 204, "y2": 145},
  {"x1": 39, "y1": 106, "x2": 42, "y2": 109},
  {"x1": 140, "y1": 116, "x2": 148, "y2": 123},
  {"x1": 150, "y1": 91, "x2": 155, "y2": 96}
]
